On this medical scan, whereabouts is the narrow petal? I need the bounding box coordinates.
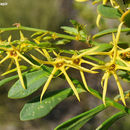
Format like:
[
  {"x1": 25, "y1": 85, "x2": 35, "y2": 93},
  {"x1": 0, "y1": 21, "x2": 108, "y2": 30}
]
[
  {"x1": 67, "y1": 63, "x2": 98, "y2": 74},
  {"x1": 42, "y1": 49, "x2": 51, "y2": 61},
  {"x1": 40, "y1": 67, "x2": 57, "y2": 102},
  {"x1": 18, "y1": 52, "x2": 38, "y2": 67},
  {"x1": 20, "y1": 31, "x2": 26, "y2": 40},
  {"x1": 0, "y1": 55, "x2": 9, "y2": 64},
  {"x1": 61, "y1": 67, "x2": 80, "y2": 101},
  {"x1": 116, "y1": 22, "x2": 124, "y2": 44},
  {"x1": 113, "y1": 72, "x2": 126, "y2": 106},
  {"x1": 15, "y1": 58, "x2": 26, "y2": 89},
  {"x1": 80, "y1": 71, "x2": 90, "y2": 92},
  {"x1": 86, "y1": 51, "x2": 110, "y2": 56},
  {"x1": 2, "y1": 65, "x2": 27, "y2": 76},
  {"x1": 103, "y1": 0, "x2": 108, "y2": 4},
  {"x1": 77, "y1": 46, "x2": 99, "y2": 58},
  {"x1": 102, "y1": 72, "x2": 109, "y2": 106},
  {"x1": 6, "y1": 59, "x2": 13, "y2": 71},
  {"x1": 101, "y1": 72, "x2": 107, "y2": 88},
  {"x1": 116, "y1": 65, "x2": 130, "y2": 71},
  {"x1": 31, "y1": 54, "x2": 53, "y2": 65},
  {"x1": 96, "y1": 14, "x2": 101, "y2": 27},
  {"x1": 81, "y1": 59, "x2": 98, "y2": 67}
]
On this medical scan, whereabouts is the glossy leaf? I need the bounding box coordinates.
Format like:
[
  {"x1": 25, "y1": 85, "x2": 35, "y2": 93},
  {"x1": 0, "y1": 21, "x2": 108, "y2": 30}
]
[
  {"x1": 8, "y1": 69, "x2": 50, "y2": 99},
  {"x1": 97, "y1": 5, "x2": 122, "y2": 19},
  {"x1": 96, "y1": 112, "x2": 127, "y2": 130},
  {"x1": 0, "y1": 71, "x2": 28, "y2": 87},
  {"x1": 20, "y1": 88, "x2": 84, "y2": 121},
  {"x1": 55, "y1": 104, "x2": 106, "y2": 130}
]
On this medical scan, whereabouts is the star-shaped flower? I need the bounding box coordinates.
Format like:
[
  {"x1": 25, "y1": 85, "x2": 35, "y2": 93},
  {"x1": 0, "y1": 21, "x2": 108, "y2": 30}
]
[
  {"x1": 91, "y1": 22, "x2": 129, "y2": 106},
  {"x1": 0, "y1": 33, "x2": 38, "y2": 89},
  {"x1": 31, "y1": 47, "x2": 98, "y2": 102}
]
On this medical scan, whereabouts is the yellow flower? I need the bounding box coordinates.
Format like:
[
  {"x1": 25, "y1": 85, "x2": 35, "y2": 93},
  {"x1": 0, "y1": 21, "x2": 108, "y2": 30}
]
[
  {"x1": 31, "y1": 47, "x2": 98, "y2": 102},
  {"x1": 96, "y1": 0, "x2": 108, "y2": 27},
  {"x1": 91, "y1": 22, "x2": 129, "y2": 106},
  {"x1": 0, "y1": 34, "x2": 38, "y2": 89},
  {"x1": 75, "y1": 0, "x2": 88, "y2": 2}
]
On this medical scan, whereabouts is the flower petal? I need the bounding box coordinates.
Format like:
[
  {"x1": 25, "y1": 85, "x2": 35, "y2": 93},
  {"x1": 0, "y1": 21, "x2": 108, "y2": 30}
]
[
  {"x1": 67, "y1": 63, "x2": 98, "y2": 73},
  {"x1": 15, "y1": 58, "x2": 26, "y2": 89},
  {"x1": 80, "y1": 71, "x2": 90, "y2": 92},
  {"x1": 0, "y1": 55, "x2": 9, "y2": 64},
  {"x1": 102, "y1": 72, "x2": 109, "y2": 106},
  {"x1": 18, "y1": 52, "x2": 38, "y2": 67},
  {"x1": 61, "y1": 67, "x2": 80, "y2": 101},
  {"x1": 101, "y1": 72, "x2": 107, "y2": 88},
  {"x1": 40, "y1": 67, "x2": 57, "y2": 102},
  {"x1": 113, "y1": 72, "x2": 126, "y2": 106}
]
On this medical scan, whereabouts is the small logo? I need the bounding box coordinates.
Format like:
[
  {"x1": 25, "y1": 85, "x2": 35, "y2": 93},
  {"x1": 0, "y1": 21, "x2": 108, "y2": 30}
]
[{"x1": 0, "y1": 2, "x2": 8, "y2": 6}]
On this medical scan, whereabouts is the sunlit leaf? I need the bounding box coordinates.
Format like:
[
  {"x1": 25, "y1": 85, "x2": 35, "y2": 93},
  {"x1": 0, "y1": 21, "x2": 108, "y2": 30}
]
[
  {"x1": 20, "y1": 88, "x2": 84, "y2": 121},
  {"x1": 8, "y1": 68, "x2": 51, "y2": 99},
  {"x1": 97, "y1": 5, "x2": 122, "y2": 19},
  {"x1": 0, "y1": 71, "x2": 28, "y2": 87}
]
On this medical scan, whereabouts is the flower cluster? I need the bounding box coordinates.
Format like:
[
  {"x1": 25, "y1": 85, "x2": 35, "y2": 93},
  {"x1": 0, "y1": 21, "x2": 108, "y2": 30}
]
[
  {"x1": 0, "y1": 31, "x2": 38, "y2": 89},
  {"x1": 0, "y1": 21, "x2": 129, "y2": 106},
  {"x1": 31, "y1": 47, "x2": 98, "y2": 102},
  {"x1": 91, "y1": 22, "x2": 130, "y2": 106}
]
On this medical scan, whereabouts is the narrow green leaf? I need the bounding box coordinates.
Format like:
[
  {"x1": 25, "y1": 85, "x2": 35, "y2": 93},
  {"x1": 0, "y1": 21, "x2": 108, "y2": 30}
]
[
  {"x1": 20, "y1": 88, "x2": 84, "y2": 121},
  {"x1": 97, "y1": 5, "x2": 122, "y2": 19},
  {"x1": 96, "y1": 112, "x2": 127, "y2": 130},
  {"x1": 54, "y1": 39, "x2": 70, "y2": 45},
  {"x1": 55, "y1": 104, "x2": 107, "y2": 130},
  {"x1": 8, "y1": 69, "x2": 50, "y2": 99},
  {"x1": 61, "y1": 26, "x2": 86, "y2": 38},
  {"x1": 93, "y1": 28, "x2": 130, "y2": 39},
  {"x1": 61, "y1": 26, "x2": 79, "y2": 35}
]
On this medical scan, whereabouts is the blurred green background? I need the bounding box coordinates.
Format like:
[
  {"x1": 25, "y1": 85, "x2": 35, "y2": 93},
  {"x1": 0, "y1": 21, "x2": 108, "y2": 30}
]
[{"x1": 0, "y1": 0, "x2": 129, "y2": 130}]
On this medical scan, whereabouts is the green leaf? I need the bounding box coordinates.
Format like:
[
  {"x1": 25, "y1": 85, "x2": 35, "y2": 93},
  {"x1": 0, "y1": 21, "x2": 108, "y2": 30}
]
[
  {"x1": 54, "y1": 39, "x2": 70, "y2": 45},
  {"x1": 96, "y1": 112, "x2": 127, "y2": 130},
  {"x1": 38, "y1": 42, "x2": 52, "y2": 48},
  {"x1": 93, "y1": 28, "x2": 130, "y2": 39},
  {"x1": 61, "y1": 26, "x2": 86, "y2": 38},
  {"x1": 55, "y1": 104, "x2": 107, "y2": 130},
  {"x1": 0, "y1": 71, "x2": 28, "y2": 87},
  {"x1": 8, "y1": 69, "x2": 50, "y2": 99},
  {"x1": 97, "y1": 5, "x2": 122, "y2": 19},
  {"x1": 80, "y1": 43, "x2": 113, "y2": 53},
  {"x1": 20, "y1": 88, "x2": 84, "y2": 121}
]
